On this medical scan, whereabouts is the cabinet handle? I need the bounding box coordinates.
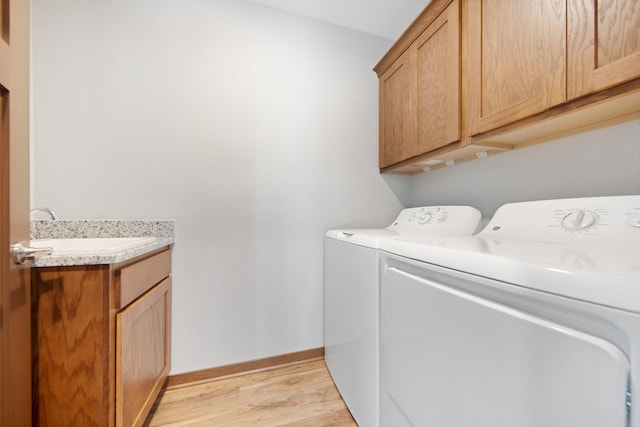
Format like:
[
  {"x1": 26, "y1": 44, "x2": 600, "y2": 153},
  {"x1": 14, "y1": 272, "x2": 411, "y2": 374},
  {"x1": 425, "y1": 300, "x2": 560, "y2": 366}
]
[{"x1": 11, "y1": 241, "x2": 53, "y2": 265}]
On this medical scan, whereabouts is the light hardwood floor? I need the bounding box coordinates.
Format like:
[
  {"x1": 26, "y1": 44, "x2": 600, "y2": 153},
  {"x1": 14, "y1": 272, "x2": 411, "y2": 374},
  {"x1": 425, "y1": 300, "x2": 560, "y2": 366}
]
[{"x1": 144, "y1": 360, "x2": 358, "y2": 426}]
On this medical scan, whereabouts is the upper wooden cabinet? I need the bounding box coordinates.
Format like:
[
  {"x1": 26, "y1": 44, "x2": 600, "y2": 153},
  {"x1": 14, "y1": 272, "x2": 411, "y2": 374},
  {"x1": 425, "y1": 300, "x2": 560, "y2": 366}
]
[
  {"x1": 567, "y1": 0, "x2": 640, "y2": 99},
  {"x1": 467, "y1": 0, "x2": 640, "y2": 137},
  {"x1": 415, "y1": 3, "x2": 460, "y2": 158},
  {"x1": 376, "y1": 0, "x2": 640, "y2": 173},
  {"x1": 466, "y1": 0, "x2": 567, "y2": 135},
  {"x1": 379, "y1": 49, "x2": 415, "y2": 167},
  {"x1": 377, "y1": 0, "x2": 460, "y2": 169}
]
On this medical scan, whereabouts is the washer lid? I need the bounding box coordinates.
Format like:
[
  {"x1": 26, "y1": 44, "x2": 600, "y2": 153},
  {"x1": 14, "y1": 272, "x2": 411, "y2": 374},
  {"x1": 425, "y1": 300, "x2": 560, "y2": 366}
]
[
  {"x1": 325, "y1": 229, "x2": 404, "y2": 249},
  {"x1": 325, "y1": 205, "x2": 482, "y2": 249}
]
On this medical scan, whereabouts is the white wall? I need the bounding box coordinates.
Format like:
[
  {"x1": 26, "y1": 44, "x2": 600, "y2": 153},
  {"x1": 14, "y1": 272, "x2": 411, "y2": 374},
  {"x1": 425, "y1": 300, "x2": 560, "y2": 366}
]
[
  {"x1": 409, "y1": 120, "x2": 640, "y2": 218},
  {"x1": 31, "y1": 0, "x2": 407, "y2": 373}
]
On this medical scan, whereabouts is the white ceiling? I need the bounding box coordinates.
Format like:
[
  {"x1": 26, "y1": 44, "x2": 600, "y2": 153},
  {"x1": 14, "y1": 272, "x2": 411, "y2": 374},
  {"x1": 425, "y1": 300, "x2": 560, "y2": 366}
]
[{"x1": 246, "y1": 0, "x2": 432, "y2": 40}]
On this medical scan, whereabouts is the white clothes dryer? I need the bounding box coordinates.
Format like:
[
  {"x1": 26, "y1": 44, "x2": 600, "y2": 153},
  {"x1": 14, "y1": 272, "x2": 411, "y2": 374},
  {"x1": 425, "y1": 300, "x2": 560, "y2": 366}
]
[
  {"x1": 379, "y1": 195, "x2": 640, "y2": 427},
  {"x1": 324, "y1": 206, "x2": 481, "y2": 427}
]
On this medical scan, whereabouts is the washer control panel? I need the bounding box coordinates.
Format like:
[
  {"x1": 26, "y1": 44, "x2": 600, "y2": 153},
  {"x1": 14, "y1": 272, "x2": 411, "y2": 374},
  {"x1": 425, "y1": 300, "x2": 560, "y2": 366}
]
[
  {"x1": 388, "y1": 206, "x2": 481, "y2": 236},
  {"x1": 480, "y1": 196, "x2": 640, "y2": 244},
  {"x1": 406, "y1": 208, "x2": 441, "y2": 225}
]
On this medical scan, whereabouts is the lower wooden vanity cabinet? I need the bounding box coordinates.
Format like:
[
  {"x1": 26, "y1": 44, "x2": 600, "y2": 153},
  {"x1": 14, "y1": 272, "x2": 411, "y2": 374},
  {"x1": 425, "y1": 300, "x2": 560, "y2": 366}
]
[{"x1": 32, "y1": 247, "x2": 172, "y2": 427}]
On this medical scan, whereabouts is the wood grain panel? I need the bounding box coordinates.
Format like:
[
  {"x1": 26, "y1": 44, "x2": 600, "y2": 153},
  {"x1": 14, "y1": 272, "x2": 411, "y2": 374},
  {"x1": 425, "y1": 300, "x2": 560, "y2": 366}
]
[
  {"x1": 32, "y1": 266, "x2": 111, "y2": 427},
  {"x1": 568, "y1": 0, "x2": 640, "y2": 99},
  {"x1": 116, "y1": 249, "x2": 171, "y2": 309},
  {"x1": 145, "y1": 360, "x2": 356, "y2": 427},
  {"x1": 117, "y1": 278, "x2": 171, "y2": 427},
  {"x1": 379, "y1": 50, "x2": 415, "y2": 168},
  {"x1": 415, "y1": 0, "x2": 460, "y2": 154},
  {"x1": 467, "y1": 0, "x2": 566, "y2": 135},
  {"x1": 1, "y1": 0, "x2": 31, "y2": 425},
  {"x1": 374, "y1": 0, "x2": 453, "y2": 77},
  {"x1": 379, "y1": 0, "x2": 461, "y2": 169},
  {"x1": 597, "y1": 0, "x2": 640, "y2": 67}
]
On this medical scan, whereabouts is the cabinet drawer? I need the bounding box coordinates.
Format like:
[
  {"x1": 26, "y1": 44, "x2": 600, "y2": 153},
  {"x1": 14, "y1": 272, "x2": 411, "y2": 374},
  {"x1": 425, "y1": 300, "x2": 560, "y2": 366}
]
[{"x1": 116, "y1": 248, "x2": 171, "y2": 309}]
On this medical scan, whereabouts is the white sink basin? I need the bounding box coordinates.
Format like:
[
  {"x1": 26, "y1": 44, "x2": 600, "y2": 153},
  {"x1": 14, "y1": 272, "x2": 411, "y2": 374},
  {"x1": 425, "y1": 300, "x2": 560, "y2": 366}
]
[{"x1": 31, "y1": 237, "x2": 156, "y2": 255}]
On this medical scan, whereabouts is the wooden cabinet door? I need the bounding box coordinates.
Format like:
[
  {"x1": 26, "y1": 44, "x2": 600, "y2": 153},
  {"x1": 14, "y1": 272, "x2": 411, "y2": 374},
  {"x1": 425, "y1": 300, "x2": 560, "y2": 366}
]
[
  {"x1": 379, "y1": 49, "x2": 415, "y2": 168},
  {"x1": 467, "y1": 0, "x2": 567, "y2": 135},
  {"x1": 116, "y1": 278, "x2": 171, "y2": 427},
  {"x1": 415, "y1": 0, "x2": 460, "y2": 156},
  {"x1": 379, "y1": 0, "x2": 460, "y2": 169},
  {"x1": 568, "y1": 0, "x2": 640, "y2": 100},
  {"x1": 0, "y1": 1, "x2": 31, "y2": 425}
]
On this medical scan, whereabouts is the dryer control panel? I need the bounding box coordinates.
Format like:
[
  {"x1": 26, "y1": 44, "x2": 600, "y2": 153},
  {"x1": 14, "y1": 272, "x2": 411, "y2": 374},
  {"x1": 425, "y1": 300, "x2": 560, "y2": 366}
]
[{"x1": 480, "y1": 195, "x2": 640, "y2": 244}]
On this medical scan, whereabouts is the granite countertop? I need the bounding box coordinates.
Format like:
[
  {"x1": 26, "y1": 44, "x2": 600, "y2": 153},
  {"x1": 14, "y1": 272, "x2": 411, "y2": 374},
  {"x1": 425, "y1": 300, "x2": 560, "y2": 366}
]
[{"x1": 30, "y1": 220, "x2": 175, "y2": 267}]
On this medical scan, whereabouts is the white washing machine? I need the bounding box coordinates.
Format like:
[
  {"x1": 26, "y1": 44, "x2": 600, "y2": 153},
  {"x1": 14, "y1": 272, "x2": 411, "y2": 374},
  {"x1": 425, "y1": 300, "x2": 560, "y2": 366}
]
[
  {"x1": 379, "y1": 195, "x2": 640, "y2": 427},
  {"x1": 324, "y1": 206, "x2": 481, "y2": 427}
]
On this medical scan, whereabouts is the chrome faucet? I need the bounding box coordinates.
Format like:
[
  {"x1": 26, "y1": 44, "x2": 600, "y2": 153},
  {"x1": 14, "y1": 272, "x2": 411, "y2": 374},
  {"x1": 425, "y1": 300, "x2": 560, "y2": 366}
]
[{"x1": 30, "y1": 207, "x2": 58, "y2": 220}]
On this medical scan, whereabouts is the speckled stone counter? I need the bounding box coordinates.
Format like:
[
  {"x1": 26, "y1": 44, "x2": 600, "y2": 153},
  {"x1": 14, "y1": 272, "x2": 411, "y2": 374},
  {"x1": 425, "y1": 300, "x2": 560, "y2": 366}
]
[
  {"x1": 31, "y1": 219, "x2": 174, "y2": 239},
  {"x1": 30, "y1": 220, "x2": 175, "y2": 267}
]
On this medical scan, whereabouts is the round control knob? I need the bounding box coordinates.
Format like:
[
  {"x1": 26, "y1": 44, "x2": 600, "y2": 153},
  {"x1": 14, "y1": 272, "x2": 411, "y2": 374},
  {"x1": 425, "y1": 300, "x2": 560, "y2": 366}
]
[
  {"x1": 418, "y1": 213, "x2": 432, "y2": 225},
  {"x1": 561, "y1": 210, "x2": 598, "y2": 231}
]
